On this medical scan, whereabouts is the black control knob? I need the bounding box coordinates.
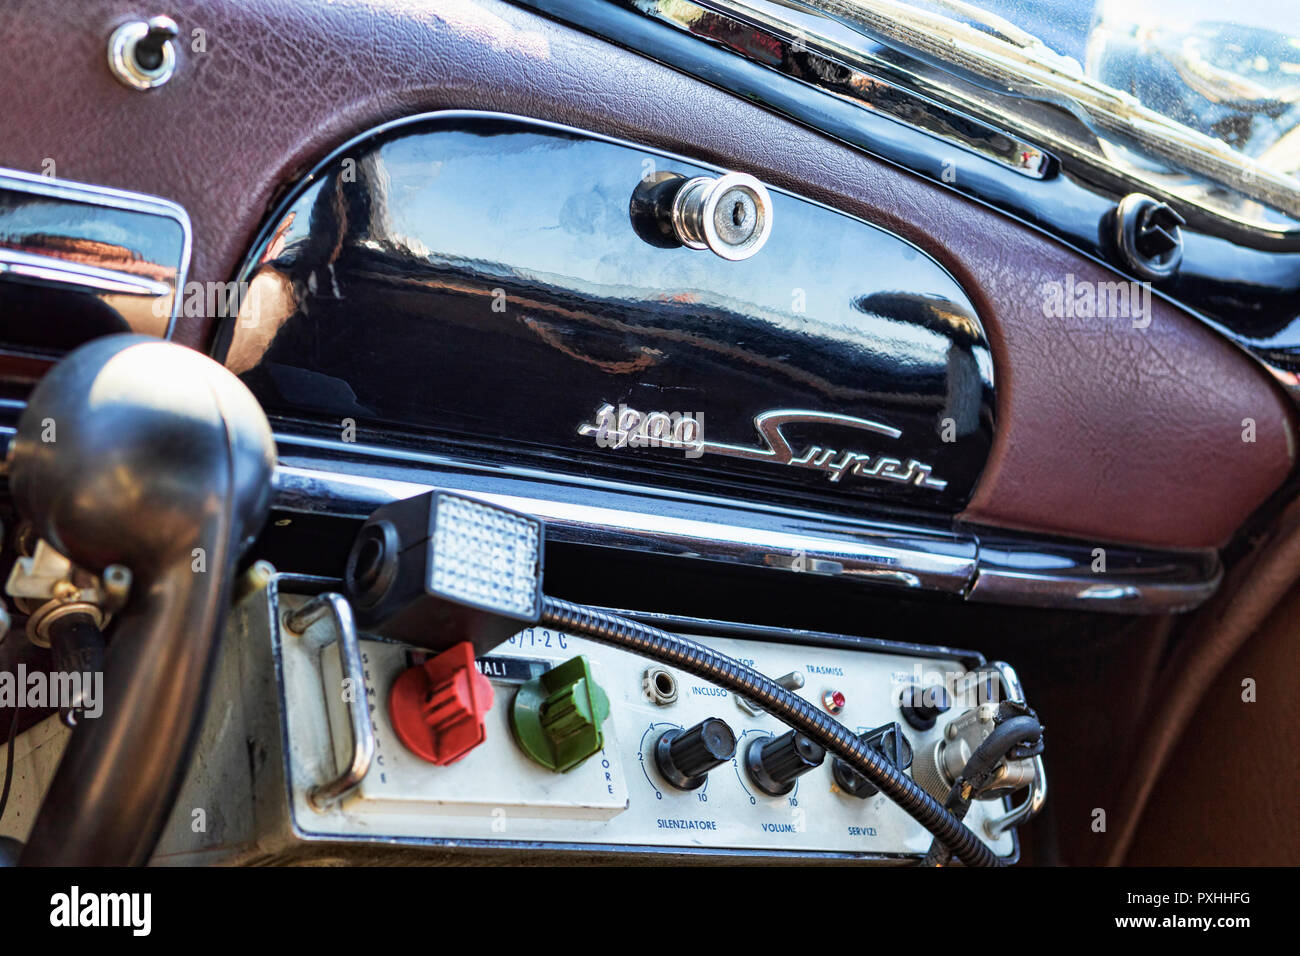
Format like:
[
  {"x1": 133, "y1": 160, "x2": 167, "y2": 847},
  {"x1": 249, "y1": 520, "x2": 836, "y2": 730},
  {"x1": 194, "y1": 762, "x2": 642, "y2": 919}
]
[
  {"x1": 655, "y1": 718, "x2": 737, "y2": 790},
  {"x1": 745, "y1": 730, "x2": 825, "y2": 796},
  {"x1": 1114, "y1": 193, "x2": 1185, "y2": 280},
  {"x1": 832, "y1": 722, "x2": 914, "y2": 799},
  {"x1": 900, "y1": 685, "x2": 951, "y2": 731}
]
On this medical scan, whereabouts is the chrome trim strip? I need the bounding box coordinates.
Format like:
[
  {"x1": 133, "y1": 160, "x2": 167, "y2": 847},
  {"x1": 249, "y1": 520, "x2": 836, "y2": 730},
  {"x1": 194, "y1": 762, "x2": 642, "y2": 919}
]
[
  {"x1": 0, "y1": 166, "x2": 193, "y2": 224},
  {"x1": 967, "y1": 541, "x2": 1221, "y2": 613},
  {"x1": 271, "y1": 459, "x2": 1220, "y2": 614},
  {"x1": 273, "y1": 464, "x2": 976, "y2": 592},
  {"x1": 624, "y1": 0, "x2": 1052, "y2": 179},
  {"x1": 0, "y1": 246, "x2": 172, "y2": 297}
]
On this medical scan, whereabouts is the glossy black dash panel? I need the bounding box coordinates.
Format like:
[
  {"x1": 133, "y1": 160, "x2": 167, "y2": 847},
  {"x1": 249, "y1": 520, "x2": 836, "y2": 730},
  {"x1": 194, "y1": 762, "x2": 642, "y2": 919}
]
[{"x1": 220, "y1": 113, "x2": 994, "y2": 514}]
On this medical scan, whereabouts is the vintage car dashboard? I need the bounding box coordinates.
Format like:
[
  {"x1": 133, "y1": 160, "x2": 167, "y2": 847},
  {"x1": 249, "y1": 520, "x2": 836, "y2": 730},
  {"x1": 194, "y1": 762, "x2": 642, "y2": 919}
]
[
  {"x1": 0, "y1": 0, "x2": 1297, "y2": 868},
  {"x1": 195, "y1": 102, "x2": 1255, "y2": 618}
]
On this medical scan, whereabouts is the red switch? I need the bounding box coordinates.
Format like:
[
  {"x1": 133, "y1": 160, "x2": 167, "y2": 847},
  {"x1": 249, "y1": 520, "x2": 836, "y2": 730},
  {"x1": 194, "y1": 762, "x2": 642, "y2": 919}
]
[{"x1": 389, "y1": 642, "x2": 495, "y2": 765}]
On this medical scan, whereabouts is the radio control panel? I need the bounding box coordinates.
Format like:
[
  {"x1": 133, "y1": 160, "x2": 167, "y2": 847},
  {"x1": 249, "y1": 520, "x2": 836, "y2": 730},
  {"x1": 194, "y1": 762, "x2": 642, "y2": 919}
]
[{"x1": 271, "y1": 593, "x2": 1019, "y2": 862}]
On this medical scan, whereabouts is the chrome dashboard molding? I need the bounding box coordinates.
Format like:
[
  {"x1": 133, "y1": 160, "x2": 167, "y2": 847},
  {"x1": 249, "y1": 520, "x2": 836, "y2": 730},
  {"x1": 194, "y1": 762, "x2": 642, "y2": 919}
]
[
  {"x1": 273, "y1": 463, "x2": 976, "y2": 593},
  {"x1": 0, "y1": 246, "x2": 171, "y2": 298},
  {"x1": 623, "y1": 0, "x2": 1053, "y2": 181},
  {"x1": 270, "y1": 435, "x2": 1221, "y2": 615},
  {"x1": 0, "y1": 166, "x2": 192, "y2": 343},
  {"x1": 0, "y1": 167, "x2": 192, "y2": 233},
  {"x1": 967, "y1": 534, "x2": 1221, "y2": 614}
]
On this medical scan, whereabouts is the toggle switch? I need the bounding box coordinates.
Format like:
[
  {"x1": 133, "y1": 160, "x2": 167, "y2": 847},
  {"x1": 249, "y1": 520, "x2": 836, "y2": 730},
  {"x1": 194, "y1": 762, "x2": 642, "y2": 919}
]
[
  {"x1": 736, "y1": 670, "x2": 804, "y2": 717},
  {"x1": 900, "y1": 684, "x2": 951, "y2": 731},
  {"x1": 831, "y1": 722, "x2": 914, "y2": 799},
  {"x1": 108, "y1": 16, "x2": 180, "y2": 90}
]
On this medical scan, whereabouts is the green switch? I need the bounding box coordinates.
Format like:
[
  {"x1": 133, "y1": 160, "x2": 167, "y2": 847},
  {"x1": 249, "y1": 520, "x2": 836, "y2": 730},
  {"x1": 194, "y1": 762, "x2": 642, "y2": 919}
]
[{"x1": 510, "y1": 655, "x2": 610, "y2": 772}]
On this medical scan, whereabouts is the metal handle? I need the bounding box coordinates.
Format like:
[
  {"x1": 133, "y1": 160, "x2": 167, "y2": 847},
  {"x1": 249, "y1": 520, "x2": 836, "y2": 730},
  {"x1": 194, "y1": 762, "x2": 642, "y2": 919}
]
[
  {"x1": 985, "y1": 754, "x2": 1047, "y2": 839},
  {"x1": 285, "y1": 593, "x2": 375, "y2": 810},
  {"x1": 972, "y1": 661, "x2": 1048, "y2": 840}
]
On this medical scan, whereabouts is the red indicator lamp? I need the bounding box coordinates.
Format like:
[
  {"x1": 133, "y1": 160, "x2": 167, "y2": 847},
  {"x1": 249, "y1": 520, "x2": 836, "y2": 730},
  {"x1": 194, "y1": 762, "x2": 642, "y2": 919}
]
[{"x1": 822, "y1": 689, "x2": 846, "y2": 715}]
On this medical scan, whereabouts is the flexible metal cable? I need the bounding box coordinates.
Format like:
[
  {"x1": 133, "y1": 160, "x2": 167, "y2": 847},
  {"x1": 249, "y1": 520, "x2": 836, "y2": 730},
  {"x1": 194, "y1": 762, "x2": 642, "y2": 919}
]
[{"x1": 540, "y1": 596, "x2": 1001, "y2": 868}]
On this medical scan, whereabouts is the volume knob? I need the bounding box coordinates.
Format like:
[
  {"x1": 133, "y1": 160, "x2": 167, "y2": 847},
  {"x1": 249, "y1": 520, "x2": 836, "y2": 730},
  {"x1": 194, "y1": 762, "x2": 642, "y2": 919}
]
[
  {"x1": 655, "y1": 718, "x2": 737, "y2": 790},
  {"x1": 746, "y1": 730, "x2": 825, "y2": 796}
]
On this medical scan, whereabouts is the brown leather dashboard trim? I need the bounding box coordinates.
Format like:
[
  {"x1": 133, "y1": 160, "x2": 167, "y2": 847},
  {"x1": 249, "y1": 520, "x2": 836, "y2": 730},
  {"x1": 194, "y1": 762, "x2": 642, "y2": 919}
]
[
  {"x1": 0, "y1": 0, "x2": 1292, "y2": 550},
  {"x1": 1124, "y1": 580, "x2": 1300, "y2": 865}
]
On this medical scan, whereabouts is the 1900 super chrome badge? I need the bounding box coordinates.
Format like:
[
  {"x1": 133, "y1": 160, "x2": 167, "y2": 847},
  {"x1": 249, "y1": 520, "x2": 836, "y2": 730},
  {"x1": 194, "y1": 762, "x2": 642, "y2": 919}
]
[{"x1": 577, "y1": 403, "x2": 947, "y2": 491}]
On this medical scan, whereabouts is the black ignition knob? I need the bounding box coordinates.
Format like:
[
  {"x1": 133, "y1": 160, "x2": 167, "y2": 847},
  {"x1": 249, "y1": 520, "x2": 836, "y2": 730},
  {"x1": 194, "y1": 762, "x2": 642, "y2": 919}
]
[
  {"x1": 900, "y1": 685, "x2": 951, "y2": 731},
  {"x1": 832, "y1": 722, "x2": 914, "y2": 799},
  {"x1": 655, "y1": 718, "x2": 737, "y2": 790},
  {"x1": 746, "y1": 729, "x2": 825, "y2": 796}
]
